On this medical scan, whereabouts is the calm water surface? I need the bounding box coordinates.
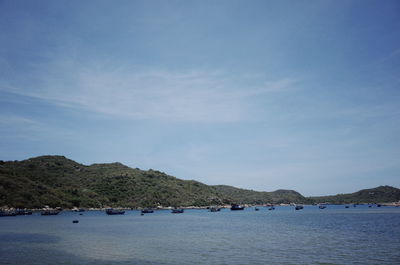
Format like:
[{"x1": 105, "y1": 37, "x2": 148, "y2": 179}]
[{"x1": 1, "y1": 205, "x2": 399, "y2": 265}]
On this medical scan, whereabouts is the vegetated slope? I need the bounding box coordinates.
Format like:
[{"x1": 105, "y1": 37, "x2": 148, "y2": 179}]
[
  {"x1": 0, "y1": 156, "x2": 228, "y2": 208},
  {"x1": 213, "y1": 185, "x2": 310, "y2": 204},
  {"x1": 3, "y1": 155, "x2": 396, "y2": 209},
  {"x1": 309, "y1": 186, "x2": 400, "y2": 204}
]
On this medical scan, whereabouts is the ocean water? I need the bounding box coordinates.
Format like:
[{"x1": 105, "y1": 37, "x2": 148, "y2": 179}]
[{"x1": 0, "y1": 205, "x2": 399, "y2": 265}]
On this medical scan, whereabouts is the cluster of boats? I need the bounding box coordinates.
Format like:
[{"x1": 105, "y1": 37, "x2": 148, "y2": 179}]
[
  {"x1": 41, "y1": 209, "x2": 61, "y2": 215},
  {"x1": 0, "y1": 209, "x2": 33, "y2": 217},
  {"x1": 1, "y1": 203, "x2": 389, "y2": 218},
  {"x1": 0, "y1": 207, "x2": 63, "y2": 217},
  {"x1": 105, "y1": 208, "x2": 185, "y2": 215}
]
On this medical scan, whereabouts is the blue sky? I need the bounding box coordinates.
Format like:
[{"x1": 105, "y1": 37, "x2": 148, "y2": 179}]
[{"x1": 1, "y1": 0, "x2": 399, "y2": 196}]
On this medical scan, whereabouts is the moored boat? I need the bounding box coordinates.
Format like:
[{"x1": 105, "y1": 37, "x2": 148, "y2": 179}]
[
  {"x1": 295, "y1": 205, "x2": 304, "y2": 210},
  {"x1": 230, "y1": 204, "x2": 245, "y2": 211},
  {"x1": 41, "y1": 210, "x2": 61, "y2": 215},
  {"x1": 141, "y1": 208, "x2": 154, "y2": 214},
  {"x1": 105, "y1": 208, "x2": 125, "y2": 215},
  {"x1": 171, "y1": 208, "x2": 184, "y2": 214}
]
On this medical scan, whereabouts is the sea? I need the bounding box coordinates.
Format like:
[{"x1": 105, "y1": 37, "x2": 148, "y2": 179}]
[{"x1": 1, "y1": 205, "x2": 399, "y2": 265}]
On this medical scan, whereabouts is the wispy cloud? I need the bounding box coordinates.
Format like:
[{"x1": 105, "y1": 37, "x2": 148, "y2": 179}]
[
  {"x1": 0, "y1": 60, "x2": 300, "y2": 123},
  {"x1": 0, "y1": 114, "x2": 40, "y2": 127}
]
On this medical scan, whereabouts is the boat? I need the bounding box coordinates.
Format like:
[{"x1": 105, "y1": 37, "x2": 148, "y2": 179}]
[
  {"x1": 318, "y1": 205, "x2": 326, "y2": 209},
  {"x1": 295, "y1": 205, "x2": 304, "y2": 210},
  {"x1": 41, "y1": 210, "x2": 60, "y2": 215},
  {"x1": 141, "y1": 208, "x2": 154, "y2": 214},
  {"x1": 377, "y1": 204, "x2": 382, "y2": 207},
  {"x1": 16, "y1": 209, "x2": 33, "y2": 215},
  {"x1": 0, "y1": 210, "x2": 17, "y2": 217},
  {"x1": 105, "y1": 208, "x2": 125, "y2": 215},
  {"x1": 268, "y1": 206, "x2": 275, "y2": 210},
  {"x1": 209, "y1": 206, "x2": 221, "y2": 212},
  {"x1": 230, "y1": 204, "x2": 245, "y2": 211},
  {"x1": 171, "y1": 208, "x2": 184, "y2": 214},
  {"x1": 345, "y1": 205, "x2": 350, "y2": 208},
  {"x1": 255, "y1": 207, "x2": 260, "y2": 211}
]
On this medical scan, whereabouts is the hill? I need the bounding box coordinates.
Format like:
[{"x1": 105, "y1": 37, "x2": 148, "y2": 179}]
[
  {"x1": 213, "y1": 185, "x2": 310, "y2": 204},
  {"x1": 0, "y1": 156, "x2": 229, "y2": 208},
  {"x1": 0, "y1": 156, "x2": 398, "y2": 208},
  {"x1": 309, "y1": 186, "x2": 400, "y2": 204}
]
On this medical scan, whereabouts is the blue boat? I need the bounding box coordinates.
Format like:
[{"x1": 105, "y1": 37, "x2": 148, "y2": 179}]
[
  {"x1": 171, "y1": 208, "x2": 184, "y2": 214},
  {"x1": 141, "y1": 209, "x2": 154, "y2": 214}
]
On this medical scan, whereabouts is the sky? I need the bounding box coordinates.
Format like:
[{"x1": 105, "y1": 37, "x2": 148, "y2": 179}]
[{"x1": 0, "y1": 0, "x2": 399, "y2": 196}]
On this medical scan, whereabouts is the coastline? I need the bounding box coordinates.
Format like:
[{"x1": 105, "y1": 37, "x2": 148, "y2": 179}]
[{"x1": 2, "y1": 201, "x2": 399, "y2": 212}]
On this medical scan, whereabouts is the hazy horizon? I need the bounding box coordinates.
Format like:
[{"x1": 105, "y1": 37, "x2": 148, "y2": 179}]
[{"x1": 1, "y1": 0, "x2": 399, "y2": 197}]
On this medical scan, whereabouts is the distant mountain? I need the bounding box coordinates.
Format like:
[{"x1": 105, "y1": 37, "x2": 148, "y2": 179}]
[
  {"x1": 213, "y1": 185, "x2": 310, "y2": 204},
  {"x1": 0, "y1": 156, "x2": 398, "y2": 208},
  {"x1": 309, "y1": 186, "x2": 400, "y2": 204}
]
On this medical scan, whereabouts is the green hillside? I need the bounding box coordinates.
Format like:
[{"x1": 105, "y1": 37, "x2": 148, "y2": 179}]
[
  {"x1": 0, "y1": 156, "x2": 228, "y2": 208},
  {"x1": 309, "y1": 186, "x2": 400, "y2": 204},
  {"x1": 0, "y1": 156, "x2": 398, "y2": 209}
]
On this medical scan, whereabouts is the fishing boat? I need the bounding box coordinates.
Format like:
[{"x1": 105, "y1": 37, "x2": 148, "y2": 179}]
[
  {"x1": 41, "y1": 210, "x2": 60, "y2": 215},
  {"x1": 105, "y1": 208, "x2": 125, "y2": 215},
  {"x1": 141, "y1": 208, "x2": 154, "y2": 214},
  {"x1": 171, "y1": 208, "x2": 184, "y2": 214},
  {"x1": 230, "y1": 204, "x2": 245, "y2": 211},
  {"x1": 318, "y1": 205, "x2": 326, "y2": 209},
  {"x1": 295, "y1": 205, "x2": 304, "y2": 210},
  {"x1": 209, "y1": 206, "x2": 221, "y2": 212}
]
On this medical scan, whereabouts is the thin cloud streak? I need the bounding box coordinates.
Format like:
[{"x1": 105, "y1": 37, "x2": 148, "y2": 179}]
[{"x1": 0, "y1": 62, "x2": 301, "y2": 123}]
